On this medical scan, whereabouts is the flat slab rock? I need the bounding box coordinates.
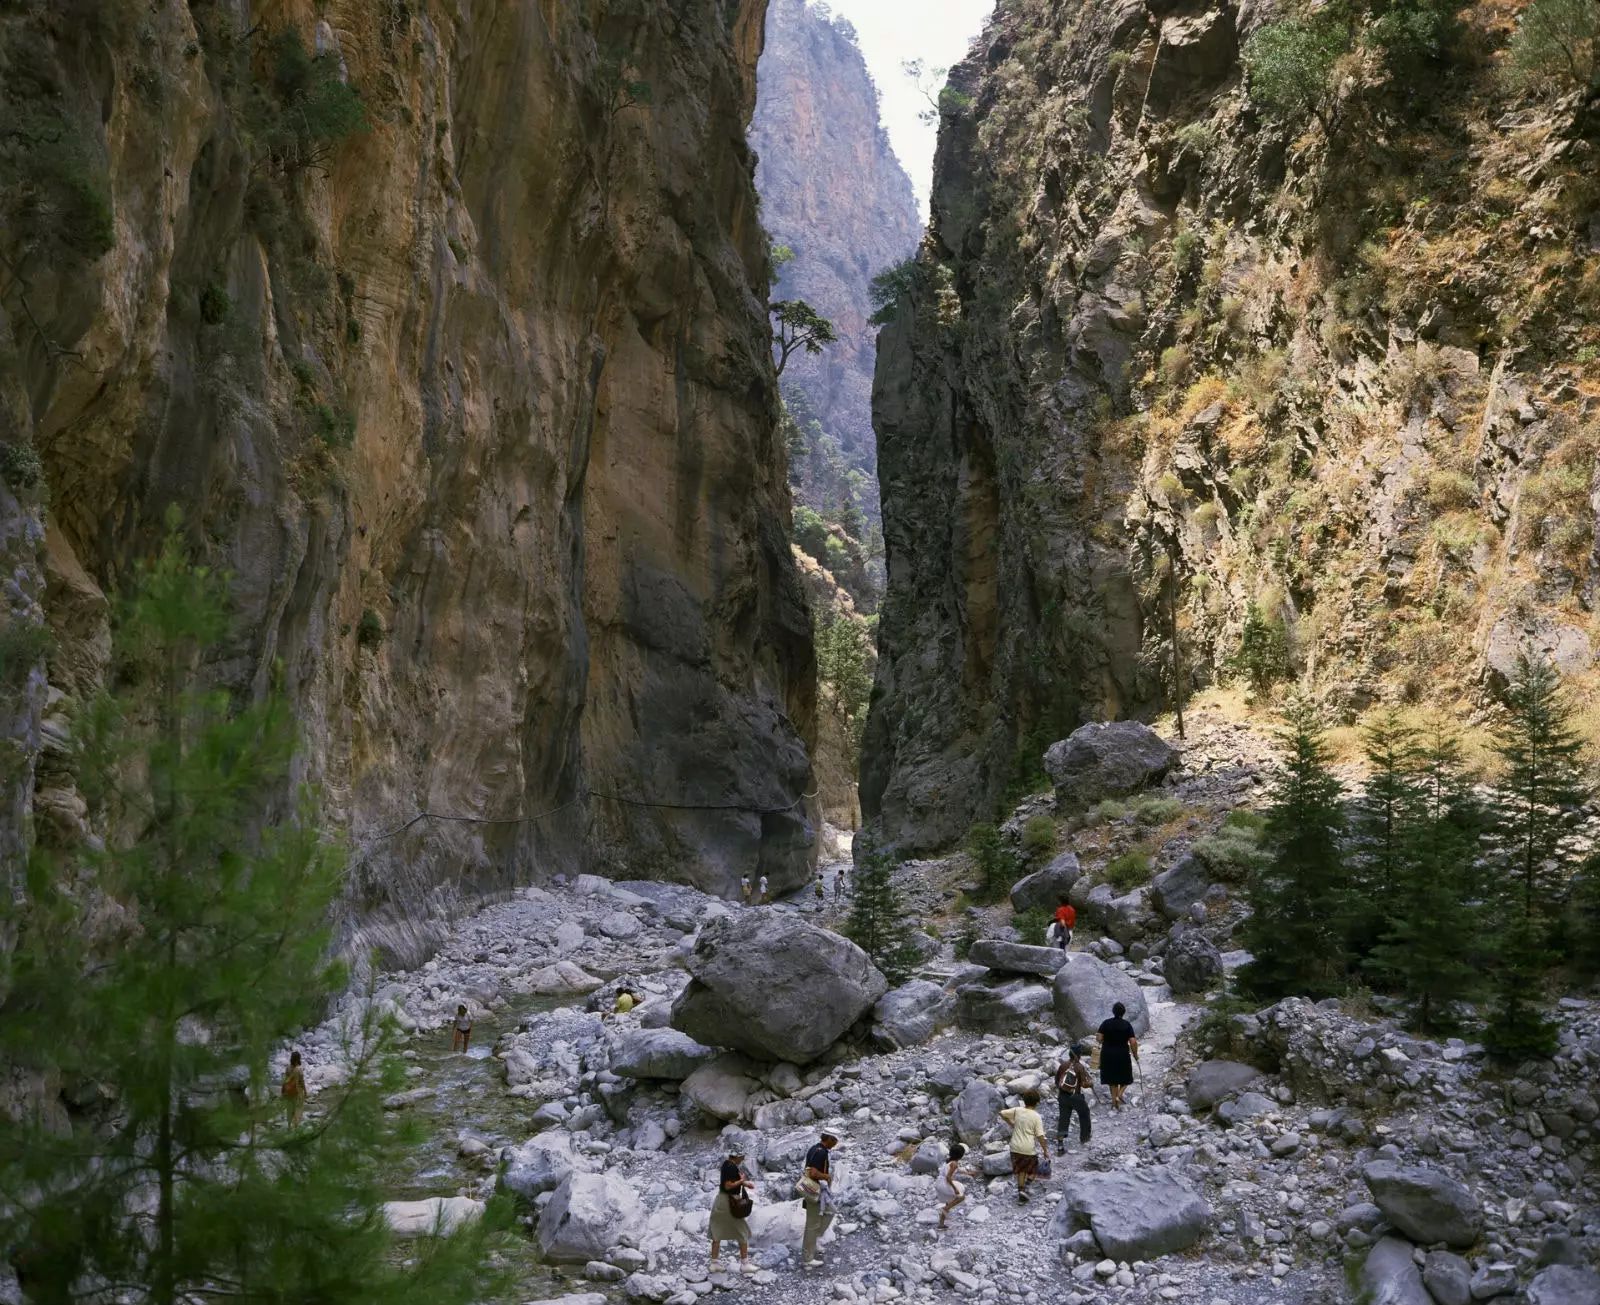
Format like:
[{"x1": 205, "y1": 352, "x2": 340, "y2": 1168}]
[
  {"x1": 1185, "y1": 1060, "x2": 1262, "y2": 1110},
  {"x1": 967, "y1": 939, "x2": 1070, "y2": 976},
  {"x1": 1363, "y1": 1160, "x2": 1482, "y2": 1249},
  {"x1": 384, "y1": 1196, "x2": 484, "y2": 1238},
  {"x1": 1048, "y1": 1167, "x2": 1211, "y2": 1260}
]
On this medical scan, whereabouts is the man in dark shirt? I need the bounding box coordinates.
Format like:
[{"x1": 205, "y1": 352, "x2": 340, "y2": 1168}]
[{"x1": 801, "y1": 1130, "x2": 838, "y2": 1268}]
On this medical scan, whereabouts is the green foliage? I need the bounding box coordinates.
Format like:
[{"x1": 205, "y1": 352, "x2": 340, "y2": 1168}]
[
  {"x1": 199, "y1": 280, "x2": 232, "y2": 326},
  {"x1": 0, "y1": 512, "x2": 496, "y2": 1305},
  {"x1": 1013, "y1": 907, "x2": 1051, "y2": 947},
  {"x1": 1223, "y1": 809, "x2": 1268, "y2": 834},
  {"x1": 846, "y1": 838, "x2": 922, "y2": 985},
  {"x1": 1506, "y1": 0, "x2": 1600, "y2": 94},
  {"x1": 1106, "y1": 850, "x2": 1152, "y2": 892},
  {"x1": 967, "y1": 822, "x2": 1021, "y2": 903},
  {"x1": 770, "y1": 300, "x2": 838, "y2": 376},
  {"x1": 1366, "y1": 0, "x2": 1463, "y2": 69},
  {"x1": 1346, "y1": 710, "x2": 1424, "y2": 957},
  {"x1": 1241, "y1": 14, "x2": 1348, "y2": 129},
  {"x1": 1084, "y1": 799, "x2": 1127, "y2": 827},
  {"x1": 0, "y1": 104, "x2": 115, "y2": 267},
  {"x1": 1569, "y1": 854, "x2": 1600, "y2": 979},
  {"x1": 1131, "y1": 796, "x2": 1183, "y2": 826},
  {"x1": 356, "y1": 606, "x2": 384, "y2": 648},
  {"x1": 312, "y1": 403, "x2": 356, "y2": 449},
  {"x1": 793, "y1": 504, "x2": 830, "y2": 557},
  {"x1": 1020, "y1": 814, "x2": 1057, "y2": 857},
  {"x1": 1230, "y1": 601, "x2": 1291, "y2": 696},
  {"x1": 248, "y1": 27, "x2": 369, "y2": 173},
  {"x1": 0, "y1": 619, "x2": 50, "y2": 690},
  {"x1": 1171, "y1": 223, "x2": 1203, "y2": 274},
  {"x1": 1191, "y1": 821, "x2": 1268, "y2": 883},
  {"x1": 768, "y1": 241, "x2": 796, "y2": 288},
  {"x1": 0, "y1": 441, "x2": 45, "y2": 491},
  {"x1": 868, "y1": 258, "x2": 926, "y2": 326},
  {"x1": 1239, "y1": 699, "x2": 1350, "y2": 1000},
  {"x1": 1483, "y1": 915, "x2": 1561, "y2": 1060},
  {"x1": 815, "y1": 605, "x2": 873, "y2": 757}
]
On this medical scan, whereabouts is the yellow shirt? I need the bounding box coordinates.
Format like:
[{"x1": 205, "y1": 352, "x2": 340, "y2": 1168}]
[
  {"x1": 1001, "y1": 1106, "x2": 1045, "y2": 1156},
  {"x1": 614, "y1": 993, "x2": 636, "y2": 1014}
]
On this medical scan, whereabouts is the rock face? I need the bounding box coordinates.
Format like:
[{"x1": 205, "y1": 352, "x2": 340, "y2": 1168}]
[
  {"x1": 679, "y1": 1054, "x2": 764, "y2": 1121},
  {"x1": 1362, "y1": 1236, "x2": 1435, "y2": 1305},
  {"x1": 1363, "y1": 1162, "x2": 1482, "y2": 1249},
  {"x1": 1050, "y1": 1169, "x2": 1211, "y2": 1260},
  {"x1": 1185, "y1": 1061, "x2": 1262, "y2": 1112},
  {"x1": 967, "y1": 940, "x2": 1071, "y2": 977},
  {"x1": 859, "y1": 0, "x2": 1600, "y2": 848},
  {"x1": 670, "y1": 910, "x2": 888, "y2": 1063},
  {"x1": 871, "y1": 980, "x2": 958, "y2": 1050},
  {"x1": 1151, "y1": 857, "x2": 1210, "y2": 920},
  {"x1": 1163, "y1": 932, "x2": 1224, "y2": 994},
  {"x1": 1526, "y1": 1266, "x2": 1600, "y2": 1305},
  {"x1": 1044, "y1": 723, "x2": 1180, "y2": 810},
  {"x1": 1009, "y1": 854, "x2": 1084, "y2": 914},
  {"x1": 500, "y1": 1133, "x2": 580, "y2": 1201},
  {"x1": 954, "y1": 976, "x2": 1053, "y2": 1033},
  {"x1": 608, "y1": 1029, "x2": 719, "y2": 1081},
  {"x1": 1051, "y1": 955, "x2": 1150, "y2": 1040},
  {"x1": 0, "y1": 0, "x2": 815, "y2": 929},
  {"x1": 538, "y1": 1173, "x2": 647, "y2": 1263}
]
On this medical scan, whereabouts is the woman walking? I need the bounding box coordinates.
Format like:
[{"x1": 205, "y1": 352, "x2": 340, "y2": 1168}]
[
  {"x1": 998, "y1": 1089, "x2": 1049, "y2": 1203},
  {"x1": 280, "y1": 1050, "x2": 306, "y2": 1127},
  {"x1": 1096, "y1": 1001, "x2": 1140, "y2": 1110},
  {"x1": 935, "y1": 1142, "x2": 969, "y2": 1228},
  {"x1": 709, "y1": 1149, "x2": 758, "y2": 1273}
]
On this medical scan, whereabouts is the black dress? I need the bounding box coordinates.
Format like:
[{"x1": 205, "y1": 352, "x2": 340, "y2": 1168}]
[{"x1": 1098, "y1": 1016, "x2": 1136, "y2": 1086}]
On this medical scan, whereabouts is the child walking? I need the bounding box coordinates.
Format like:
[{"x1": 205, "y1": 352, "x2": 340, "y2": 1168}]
[{"x1": 935, "y1": 1142, "x2": 969, "y2": 1229}]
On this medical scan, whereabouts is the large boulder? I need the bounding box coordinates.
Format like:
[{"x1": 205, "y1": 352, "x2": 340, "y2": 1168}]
[
  {"x1": 954, "y1": 977, "x2": 1053, "y2": 1034},
  {"x1": 1184, "y1": 1061, "x2": 1262, "y2": 1111},
  {"x1": 538, "y1": 1172, "x2": 646, "y2": 1263},
  {"x1": 967, "y1": 940, "x2": 1071, "y2": 977},
  {"x1": 1526, "y1": 1266, "x2": 1600, "y2": 1305},
  {"x1": 609, "y1": 1028, "x2": 719, "y2": 1080},
  {"x1": 1361, "y1": 1236, "x2": 1435, "y2": 1305},
  {"x1": 670, "y1": 910, "x2": 887, "y2": 1063},
  {"x1": 679, "y1": 1053, "x2": 764, "y2": 1121},
  {"x1": 500, "y1": 1132, "x2": 581, "y2": 1200},
  {"x1": 1151, "y1": 856, "x2": 1210, "y2": 920},
  {"x1": 1051, "y1": 954, "x2": 1150, "y2": 1040},
  {"x1": 746, "y1": 1199, "x2": 839, "y2": 1250},
  {"x1": 1164, "y1": 932, "x2": 1224, "y2": 994},
  {"x1": 871, "y1": 980, "x2": 957, "y2": 1050},
  {"x1": 1044, "y1": 721, "x2": 1179, "y2": 810},
  {"x1": 951, "y1": 1079, "x2": 1003, "y2": 1144},
  {"x1": 385, "y1": 1196, "x2": 485, "y2": 1237},
  {"x1": 1422, "y1": 1252, "x2": 1472, "y2": 1305},
  {"x1": 1049, "y1": 1168, "x2": 1210, "y2": 1260},
  {"x1": 1105, "y1": 889, "x2": 1157, "y2": 945},
  {"x1": 1363, "y1": 1162, "x2": 1481, "y2": 1249},
  {"x1": 1010, "y1": 853, "x2": 1084, "y2": 914}
]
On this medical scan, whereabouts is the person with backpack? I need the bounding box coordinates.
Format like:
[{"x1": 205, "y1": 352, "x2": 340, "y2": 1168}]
[
  {"x1": 798, "y1": 1130, "x2": 838, "y2": 1268},
  {"x1": 1052, "y1": 900, "x2": 1075, "y2": 951},
  {"x1": 1054, "y1": 1044, "x2": 1092, "y2": 1146},
  {"x1": 709, "y1": 1148, "x2": 758, "y2": 1274}
]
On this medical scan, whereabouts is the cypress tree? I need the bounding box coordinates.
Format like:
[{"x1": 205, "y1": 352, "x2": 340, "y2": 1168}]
[
  {"x1": 1347, "y1": 709, "x2": 1424, "y2": 959},
  {"x1": 1239, "y1": 698, "x2": 1350, "y2": 1000},
  {"x1": 0, "y1": 515, "x2": 495, "y2": 1305},
  {"x1": 846, "y1": 836, "x2": 921, "y2": 985},
  {"x1": 1364, "y1": 728, "x2": 1486, "y2": 1031}
]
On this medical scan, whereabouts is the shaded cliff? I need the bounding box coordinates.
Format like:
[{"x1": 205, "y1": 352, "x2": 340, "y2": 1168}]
[
  {"x1": 865, "y1": 0, "x2": 1600, "y2": 852},
  {"x1": 0, "y1": 0, "x2": 815, "y2": 950},
  {"x1": 751, "y1": 0, "x2": 921, "y2": 505}
]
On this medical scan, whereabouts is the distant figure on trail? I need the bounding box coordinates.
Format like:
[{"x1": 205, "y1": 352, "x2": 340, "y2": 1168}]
[
  {"x1": 451, "y1": 1004, "x2": 474, "y2": 1054},
  {"x1": 758, "y1": 874, "x2": 770, "y2": 904},
  {"x1": 998, "y1": 1088, "x2": 1049, "y2": 1203},
  {"x1": 740, "y1": 874, "x2": 753, "y2": 905},
  {"x1": 1097, "y1": 1001, "x2": 1139, "y2": 1110},
  {"x1": 1052, "y1": 900, "x2": 1075, "y2": 951},
  {"x1": 1054, "y1": 1043, "x2": 1092, "y2": 1146},
  {"x1": 709, "y1": 1148, "x2": 757, "y2": 1273},
  {"x1": 281, "y1": 1050, "x2": 306, "y2": 1127},
  {"x1": 935, "y1": 1141, "x2": 969, "y2": 1228},
  {"x1": 814, "y1": 872, "x2": 825, "y2": 901},
  {"x1": 609, "y1": 987, "x2": 644, "y2": 1018},
  {"x1": 835, "y1": 866, "x2": 846, "y2": 899},
  {"x1": 799, "y1": 1129, "x2": 838, "y2": 1269}
]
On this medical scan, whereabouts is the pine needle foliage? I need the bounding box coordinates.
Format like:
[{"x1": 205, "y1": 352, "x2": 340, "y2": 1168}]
[
  {"x1": 0, "y1": 511, "x2": 496, "y2": 1305},
  {"x1": 846, "y1": 837, "x2": 921, "y2": 985},
  {"x1": 1347, "y1": 710, "x2": 1424, "y2": 959}
]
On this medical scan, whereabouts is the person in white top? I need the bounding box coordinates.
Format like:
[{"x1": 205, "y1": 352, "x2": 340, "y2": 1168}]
[{"x1": 758, "y1": 874, "x2": 770, "y2": 903}]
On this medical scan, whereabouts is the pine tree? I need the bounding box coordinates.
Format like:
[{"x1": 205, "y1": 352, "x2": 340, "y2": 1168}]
[
  {"x1": 1347, "y1": 709, "x2": 1424, "y2": 960},
  {"x1": 1239, "y1": 697, "x2": 1350, "y2": 1001},
  {"x1": 0, "y1": 514, "x2": 495, "y2": 1305},
  {"x1": 1568, "y1": 852, "x2": 1600, "y2": 981},
  {"x1": 846, "y1": 837, "x2": 921, "y2": 985},
  {"x1": 1364, "y1": 728, "x2": 1486, "y2": 1032},
  {"x1": 1483, "y1": 914, "x2": 1560, "y2": 1060}
]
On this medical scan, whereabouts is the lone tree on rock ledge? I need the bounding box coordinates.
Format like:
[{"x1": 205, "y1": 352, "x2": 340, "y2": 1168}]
[{"x1": 770, "y1": 299, "x2": 837, "y2": 376}]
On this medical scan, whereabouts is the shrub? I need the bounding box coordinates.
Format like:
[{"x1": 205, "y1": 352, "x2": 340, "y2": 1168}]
[
  {"x1": 1191, "y1": 824, "x2": 1266, "y2": 882},
  {"x1": 1014, "y1": 907, "x2": 1051, "y2": 947},
  {"x1": 1425, "y1": 468, "x2": 1477, "y2": 514},
  {"x1": 255, "y1": 27, "x2": 368, "y2": 172},
  {"x1": 1241, "y1": 15, "x2": 1347, "y2": 129},
  {"x1": 868, "y1": 258, "x2": 927, "y2": 326},
  {"x1": 312, "y1": 404, "x2": 356, "y2": 449},
  {"x1": 199, "y1": 281, "x2": 231, "y2": 325},
  {"x1": 967, "y1": 822, "x2": 1021, "y2": 902},
  {"x1": 356, "y1": 607, "x2": 384, "y2": 648},
  {"x1": 1105, "y1": 851, "x2": 1152, "y2": 892},
  {"x1": 1020, "y1": 814, "x2": 1057, "y2": 857},
  {"x1": 1132, "y1": 796, "x2": 1183, "y2": 826},
  {"x1": 1505, "y1": 0, "x2": 1599, "y2": 96},
  {"x1": 1171, "y1": 223, "x2": 1203, "y2": 275},
  {"x1": 1159, "y1": 345, "x2": 1193, "y2": 391},
  {"x1": 1230, "y1": 601, "x2": 1290, "y2": 696},
  {"x1": 1367, "y1": 0, "x2": 1464, "y2": 71},
  {"x1": 1223, "y1": 809, "x2": 1268, "y2": 834},
  {"x1": 0, "y1": 442, "x2": 45, "y2": 491},
  {"x1": 1084, "y1": 799, "x2": 1127, "y2": 827}
]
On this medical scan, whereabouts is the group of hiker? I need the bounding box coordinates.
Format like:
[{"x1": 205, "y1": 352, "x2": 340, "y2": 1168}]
[{"x1": 739, "y1": 867, "x2": 850, "y2": 905}]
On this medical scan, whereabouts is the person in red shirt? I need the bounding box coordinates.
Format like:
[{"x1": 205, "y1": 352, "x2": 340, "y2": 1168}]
[{"x1": 1051, "y1": 901, "x2": 1075, "y2": 952}]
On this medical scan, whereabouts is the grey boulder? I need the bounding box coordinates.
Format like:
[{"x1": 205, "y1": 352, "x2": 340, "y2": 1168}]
[
  {"x1": 1044, "y1": 721, "x2": 1179, "y2": 810},
  {"x1": 954, "y1": 977, "x2": 1053, "y2": 1033},
  {"x1": 1049, "y1": 1167, "x2": 1210, "y2": 1260},
  {"x1": 538, "y1": 1172, "x2": 646, "y2": 1263},
  {"x1": 967, "y1": 940, "x2": 1071, "y2": 977},
  {"x1": 670, "y1": 910, "x2": 887, "y2": 1064},
  {"x1": 1361, "y1": 1236, "x2": 1434, "y2": 1305},
  {"x1": 1151, "y1": 856, "x2": 1210, "y2": 920},
  {"x1": 1105, "y1": 889, "x2": 1156, "y2": 945},
  {"x1": 1423, "y1": 1251, "x2": 1472, "y2": 1305},
  {"x1": 1051, "y1": 954, "x2": 1150, "y2": 1039},
  {"x1": 1185, "y1": 1060, "x2": 1261, "y2": 1111},
  {"x1": 872, "y1": 980, "x2": 957, "y2": 1050},
  {"x1": 1363, "y1": 1161, "x2": 1481, "y2": 1249},
  {"x1": 1164, "y1": 931, "x2": 1224, "y2": 994},
  {"x1": 909, "y1": 1138, "x2": 945, "y2": 1175},
  {"x1": 951, "y1": 1079, "x2": 1003, "y2": 1144},
  {"x1": 1526, "y1": 1266, "x2": 1600, "y2": 1305},
  {"x1": 1010, "y1": 853, "x2": 1083, "y2": 914},
  {"x1": 679, "y1": 1053, "x2": 764, "y2": 1121},
  {"x1": 609, "y1": 1028, "x2": 719, "y2": 1080},
  {"x1": 500, "y1": 1132, "x2": 580, "y2": 1201}
]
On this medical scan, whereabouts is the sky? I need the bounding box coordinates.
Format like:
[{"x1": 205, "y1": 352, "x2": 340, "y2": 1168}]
[{"x1": 824, "y1": 0, "x2": 995, "y2": 215}]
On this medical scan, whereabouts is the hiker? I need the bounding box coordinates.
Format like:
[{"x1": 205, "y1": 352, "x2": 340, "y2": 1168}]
[
  {"x1": 758, "y1": 874, "x2": 770, "y2": 904},
  {"x1": 1096, "y1": 1001, "x2": 1139, "y2": 1110},
  {"x1": 451, "y1": 1004, "x2": 474, "y2": 1054},
  {"x1": 740, "y1": 874, "x2": 752, "y2": 904},
  {"x1": 609, "y1": 987, "x2": 644, "y2": 1018},
  {"x1": 998, "y1": 1089, "x2": 1049, "y2": 1202},
  {"x1": 799, "y1": 1129, "x2": 838, "y2": 1269},
  {"x1": 1054, "y1": 1043, "x2": 1092, "y2": 1146},
  {"x1": 935, "y1": 1141, "x2": 969, "y2": 1229},
  {"x1": 814, "y1": 872, "x2": 825, "y2": 901},
  {"x1": 709, "y1": 1149, "x2": 758, "y2": 1273},
  {"x1": 834, "y1": 866, "x2": 846, "y2": 899},
  {"x1": 281, "y1": 1050, "x2": 307, "y2": 1127},
  {"x1": 1052, "y1": 900, "x2": 1075, "y2": 951}
]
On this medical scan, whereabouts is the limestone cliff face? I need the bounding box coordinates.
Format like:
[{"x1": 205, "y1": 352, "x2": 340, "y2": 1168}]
[
  {"x1": 751, "y1": 0, "x2": 921, "y2": 480},
  {"x1": 865, "y1": 0, "x2": 1600, "y2": 852},
  {"x1": 0, "y1": 0, "x2": 816, "y2": 949}
]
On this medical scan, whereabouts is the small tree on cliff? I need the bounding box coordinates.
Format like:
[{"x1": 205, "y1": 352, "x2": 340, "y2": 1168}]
[
  {"x1": 846, "y1": 837, "x2": 921, "y2": 985},
  {"x1": 0, "y1": 511, "x2": 494, "y2": 1305},
  {"x1": 771, "y1": 299, "x2": 837, "y2": 376}
]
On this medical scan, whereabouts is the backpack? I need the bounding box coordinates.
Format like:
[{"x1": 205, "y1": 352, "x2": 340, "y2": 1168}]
[{"x1": 1058, "y1": 905, "x2": 1076, "y2": 930}]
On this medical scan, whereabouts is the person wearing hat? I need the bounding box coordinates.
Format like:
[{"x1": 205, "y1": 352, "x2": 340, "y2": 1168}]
[
  {"x1": 709, "y1": 1149, "x2": 758, "y2": 1273},
  {"x1": 1054, "y1": 1043, "x2": 1092, "y2": 1147},
  {"x1": 799, "y1": 1130, "x2": 838, "y2": 1268}
]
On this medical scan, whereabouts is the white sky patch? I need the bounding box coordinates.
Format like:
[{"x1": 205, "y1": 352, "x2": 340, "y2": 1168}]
[{"x1": 824, "y1": 0, "x2": 995, "y2": 216}]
